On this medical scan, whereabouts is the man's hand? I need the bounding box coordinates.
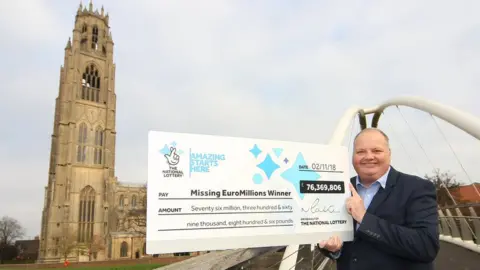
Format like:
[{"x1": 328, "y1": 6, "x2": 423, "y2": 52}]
[
  {"x1": 319, "y1": 235, "x2": 342, "y2": 253},
  {"x1": 346, "y1": 183, "x2": 366, "y2": 223}
]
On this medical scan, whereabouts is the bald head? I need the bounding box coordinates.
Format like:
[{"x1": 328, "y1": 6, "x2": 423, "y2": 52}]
[
  {"x1": 353, "y1": 128, "x2": 390, "y2": 149},
  {"x1": 352, "y1": 128, "x2": 391, "y2": 185}
]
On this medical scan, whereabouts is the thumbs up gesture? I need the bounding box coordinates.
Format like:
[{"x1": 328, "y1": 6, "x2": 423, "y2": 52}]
[{"x1": 346, "y1": 183, "x2": 366, "y2": 223}]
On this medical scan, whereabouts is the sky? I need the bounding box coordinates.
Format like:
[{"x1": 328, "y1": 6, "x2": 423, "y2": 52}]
[{"x1": 1, "y1": 0, "x2": 480, "y2": 239}]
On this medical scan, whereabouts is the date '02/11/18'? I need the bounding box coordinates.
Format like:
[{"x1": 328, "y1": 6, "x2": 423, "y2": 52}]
[
  {"x1": 298, "y1": 163, "x2": 338, "y2": 172},
  {"x1": 311, "y1": 163, "x2": 336, "y2": 171}
]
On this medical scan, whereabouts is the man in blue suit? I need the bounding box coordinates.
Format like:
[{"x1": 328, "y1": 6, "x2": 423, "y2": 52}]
[{"x1": 317, "y1": 128, "x2": 439, "y2": 270}]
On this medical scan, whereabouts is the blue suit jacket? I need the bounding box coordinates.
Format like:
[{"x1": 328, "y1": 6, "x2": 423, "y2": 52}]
[{"x1": 318, "y1": 166, "x2": 440, "y2": 270}]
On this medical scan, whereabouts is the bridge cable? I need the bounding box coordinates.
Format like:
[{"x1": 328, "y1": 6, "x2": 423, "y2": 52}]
[
  {"x1": 428, "y1": 116, "x2": 480, "y2": 239},
  {"x1": 312, "y1": 249, "x2": 328, "y2": 269},
  {"x1": 395, "y1": 106, "x2": 436, "y2": 170},
  {"x1": 430, "y1": 114, "x2": 480, "y2": 200},
  {"x1": 380, "y1": 110, "x2": 420, "y2": 176},
  {"x1": 285, "y1": 246, "x2": 310, "y2": 270},
  {"x1": 395, "y1": 106, "x2": 458, "y2": 205},
  {"x1": 429, "y1": 114, "x2": 478, "y2": 237},
  {"x1": 393, "y1": 107, "x2": 473, "y2": 239},
  {"x1": 266, "y1": 245, "x2": 308, "y2": 269}
]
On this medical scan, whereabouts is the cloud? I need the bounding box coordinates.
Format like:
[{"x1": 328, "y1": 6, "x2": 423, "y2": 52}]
[
  {"x1": 1, "y1": 0, "x2": 480, "y2": 238},
  {"x1": 0, "y1": 0, "x2": 69, "y2": 49}
]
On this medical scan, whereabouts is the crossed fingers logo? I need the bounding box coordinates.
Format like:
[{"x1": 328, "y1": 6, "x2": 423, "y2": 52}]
[{"x1": 164, "y1": 147, "x2": 180, "y2": 166}]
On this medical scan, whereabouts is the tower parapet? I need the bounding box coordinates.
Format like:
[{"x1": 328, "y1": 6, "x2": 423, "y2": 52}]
[{"x1": 76, "y1": 1, "x2": 110, "y2": 26}]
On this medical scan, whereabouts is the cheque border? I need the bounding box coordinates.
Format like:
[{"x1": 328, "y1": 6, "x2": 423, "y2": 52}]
[{"x1": 147, "y1": 230, "x2": 354, "y2": 254}]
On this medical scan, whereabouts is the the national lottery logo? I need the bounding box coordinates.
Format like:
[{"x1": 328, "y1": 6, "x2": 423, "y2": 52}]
[
  {"x1": 164, "y1": 147, "x2": 180, "y2": 166},
  {"x1": 159, "y1": 141, "x2": 184, "y2": 178}
]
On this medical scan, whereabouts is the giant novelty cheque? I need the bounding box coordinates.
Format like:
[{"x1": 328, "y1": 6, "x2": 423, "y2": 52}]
[{"x1": 146, "y1": 131, "x2": 354, "y2": 254}]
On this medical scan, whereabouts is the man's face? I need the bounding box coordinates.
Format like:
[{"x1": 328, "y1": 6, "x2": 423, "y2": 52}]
[{"x1": 352, "y1": 130, "x2": 391, "y2": 183}]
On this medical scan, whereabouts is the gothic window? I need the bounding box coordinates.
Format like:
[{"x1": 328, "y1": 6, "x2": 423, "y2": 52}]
[
  {"x1": 82, "y1": 24, "x2": 87, "y2": 33},
  {"x1": 94, "y1": 126, "x2": 104, "y2": 165},
  {"x1": 81, "y1": 64, "x2": 101, "y2": 103},
  {"x1": 143, "y1": 243, "x2": 146, "y2": 255},
  {"x1": 76, "y1": 123, "x2": 88, "y2": 163},
  {"x1": 120, "y1": 241, "x2": 128, "y2": 257},
  {"x1": 119, "y1": 195, "x2": 124, "y2": 207},
  {"x1": 80, "y1": 38, "x2": 88, "y2": 51},
  {"x1": 92, "y1": 25, "x2": 99, "y2": 50},
  {"x1": 78, "y1": 186, "x2": 95, "y2": 243},
  {"x1": 131, "y1": 195, "x2": 137, "y2": 208},
  {"x1": 142, "y1": 195, "x2": 147, "y2": 207}
]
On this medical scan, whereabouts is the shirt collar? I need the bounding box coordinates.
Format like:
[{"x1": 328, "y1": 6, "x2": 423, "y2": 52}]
[{"x1": 356, "y1": 166, "x2": 390, "y2": 189}]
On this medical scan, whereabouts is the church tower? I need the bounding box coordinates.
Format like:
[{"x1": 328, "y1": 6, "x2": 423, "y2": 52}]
[{"x1": 39, "y1": 1, "x2": 117, "y2": 262}]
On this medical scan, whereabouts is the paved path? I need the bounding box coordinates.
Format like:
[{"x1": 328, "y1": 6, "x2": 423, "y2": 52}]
[{"x1": 435, "y1": 242, "x2": 480, "y2": 270}]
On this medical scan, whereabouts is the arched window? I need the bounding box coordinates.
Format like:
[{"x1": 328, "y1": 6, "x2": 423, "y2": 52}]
[
  {"x1": 80, "y1": 38, "x2": 88, "y2": 51},
  {"x1": 92, "y1": 25, "x2": 99, "y2": 50},
  {"x1": 78, "y1": 186, "x2": 95, "y2": 242},
  {"x1": 94, "y1": 126, "x2": 104, "y2": 164},
  {"x1": 131, "y1": 195, "x2": 137, "y2": 208},
  {"x1": 120, "y1": 241, "x2": 128, "y2": 257},
  {"x1": 143, "y1": 242, "x2": 146, "y2": 255},
  {"x1": 81, "y1": 64, "x2": 101, "y2": 103},
  {"x1": 81, "y1": 24, "x2": 87, "y2": 33},
  {"x1": 76, "y1": 123, "x2": 88, "y2": 163},
  {"x1": 119, "y1": 195, "x2": 124, "y2": 207}
]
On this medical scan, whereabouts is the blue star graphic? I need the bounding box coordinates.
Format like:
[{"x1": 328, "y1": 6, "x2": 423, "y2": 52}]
[
  {"x1": 273, "y1": 148, "x2": 283, "y2": 157},
  {"x1": 281, "y1": 153, "x2": 320, "y2": 199},
  {"x1": 171, "y1": 141, "x2": 177, "y2": 147},
  {"x1": 257, "y1": 153, "x2": 280, "y2": 180},
  {"x1": 160, "y1": 144, "x2": 170, "y2": 155},
  {"x1": 249, "y1": 144, "x2": 262, "y2": 158}
]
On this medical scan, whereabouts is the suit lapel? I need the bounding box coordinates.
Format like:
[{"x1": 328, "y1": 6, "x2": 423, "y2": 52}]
[
  {"x1": 366, "y1": 166, "x2": 399, "y2": 214},
  {"x1": 349, "y1": 177, "x2": 358, "y2": 231}
]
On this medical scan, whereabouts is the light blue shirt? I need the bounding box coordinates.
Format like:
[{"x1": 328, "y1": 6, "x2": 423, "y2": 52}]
[{"x1": 355, "y1": 166, "x2": 390, "y2": 229}]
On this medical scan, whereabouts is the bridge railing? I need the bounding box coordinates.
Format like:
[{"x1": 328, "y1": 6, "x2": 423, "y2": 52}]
[
  {"x1": 158, "y1": 246, "x2": 334, "y2": 270},
  {"x1": 438, "y1": 203, "x2": 480, "y2": 253}
]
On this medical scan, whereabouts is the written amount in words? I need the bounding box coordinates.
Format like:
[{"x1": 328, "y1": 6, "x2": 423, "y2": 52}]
[
  {"x1": 186, "y1": 218, "x2": 294, "y2": 228},
  {"x1": 190, "y1": 204, "x2": 293, "y2": 213}
]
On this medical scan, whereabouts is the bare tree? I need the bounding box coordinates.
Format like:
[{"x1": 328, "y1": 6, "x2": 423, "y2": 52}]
[
  {"x1": 57, "y1": 231, "x2": 80, "y2": 262},
  {"x1": 123, "y1": 186, "x2": 147, "y2": 235},
  {"x1": 0, "y1": 216, "x2": 25, "y2": 263},
  {"x1": 124, "y1": 209, "x2": 146, "y2": 235},
  {"x1": 425, "y1": 169, "x2": 461, "y2": 206},
  {"x1": 84, "y1": 234, "x2": 106, "y2": 261},
  {"x1": 0, "y1": 216, "x2": 25, "y2": 246}
]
